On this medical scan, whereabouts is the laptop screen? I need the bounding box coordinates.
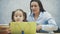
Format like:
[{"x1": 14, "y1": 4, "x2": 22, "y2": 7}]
[{"x1": 10, "y1": 22, "x2": 36, "y2": 34}]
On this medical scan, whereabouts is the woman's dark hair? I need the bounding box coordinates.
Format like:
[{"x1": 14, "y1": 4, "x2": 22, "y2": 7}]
[
  {"x1": 12, "y1": 9, "x2": 27, "y2": 22},
  {"x1": 30, "y1": 0, "x2": 45, "y2": 12}
]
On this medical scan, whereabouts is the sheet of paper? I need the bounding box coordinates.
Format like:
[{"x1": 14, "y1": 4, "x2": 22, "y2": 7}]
[{"x1": 10, "y1": 22, "x2": 36, "y2": 34}]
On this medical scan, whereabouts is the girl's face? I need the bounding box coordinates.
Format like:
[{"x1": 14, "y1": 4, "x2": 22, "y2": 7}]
[
  {"x1": 31, "y1": 1, "x2": 40, "y2": 14},
  {"x1": 13, "y1": 11, "x2": 24, "y2": 22}
]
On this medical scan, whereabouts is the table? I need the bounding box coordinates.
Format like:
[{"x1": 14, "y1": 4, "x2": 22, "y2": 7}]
[
  {"x1": 0, "y1": 25, "x2": 60, "y2": 34},
  {"x1": 36, "y1": 33, "x2": 60, "y2": 34}
]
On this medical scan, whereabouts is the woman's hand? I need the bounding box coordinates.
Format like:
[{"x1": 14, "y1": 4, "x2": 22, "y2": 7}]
[{"x1": 36, "y1": 25, "x2": 42, "y2": 31}]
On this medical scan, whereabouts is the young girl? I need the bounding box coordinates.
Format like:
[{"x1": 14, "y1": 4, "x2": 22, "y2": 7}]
[
  {"x1": 8, "y1": 9, "x2": 27, "y2": 34},
  {"x1": 12, "y1": 9, "x2": 27, "y2": 22}
]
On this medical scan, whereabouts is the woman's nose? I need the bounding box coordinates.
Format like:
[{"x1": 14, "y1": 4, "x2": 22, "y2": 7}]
[{"x1": 32, "y1": 7, "x2": 35, "y2": 9}]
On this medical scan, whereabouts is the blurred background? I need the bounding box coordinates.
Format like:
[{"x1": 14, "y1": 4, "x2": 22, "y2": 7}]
[{"x1": 0, "y1": 0, "x2": 60, "y2": 32}]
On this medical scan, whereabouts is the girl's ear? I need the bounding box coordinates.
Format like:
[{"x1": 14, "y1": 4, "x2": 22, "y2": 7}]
[
  {"x1": 12, "y1": 11, "x2": 16, "y2": 22},
  {"x1": 23, "y1": 16, "x2": 25, "y2": 22}
]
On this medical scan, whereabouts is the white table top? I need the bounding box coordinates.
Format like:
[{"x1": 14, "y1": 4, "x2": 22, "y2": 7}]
[{"x1": 36, "y1": 33, "x2": 60, "y2": 34}]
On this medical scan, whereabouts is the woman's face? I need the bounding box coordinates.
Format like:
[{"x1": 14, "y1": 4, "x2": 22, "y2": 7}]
[
  {"x1": 31, "y1": 1, "x2": 40, "y2": 14},
  {"x1": 13, "y1": 11, "x2": 24, "y2": 22}
]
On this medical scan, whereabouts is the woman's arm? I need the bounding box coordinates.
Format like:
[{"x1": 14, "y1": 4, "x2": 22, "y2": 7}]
[
  {"x1": 42, "y1": 19, "x2": 58, "y2": 31},
  {"x1": 36, "y1": 19, "x2": 58, "y2": 31}
]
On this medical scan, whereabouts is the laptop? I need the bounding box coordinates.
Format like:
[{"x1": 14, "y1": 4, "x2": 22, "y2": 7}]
[{"x1": 10, "y1": 22, "x2": 36, "y2": 34}]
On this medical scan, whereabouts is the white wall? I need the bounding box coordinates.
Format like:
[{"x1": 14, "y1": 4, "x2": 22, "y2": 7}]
[{"x1": 0, "y1": 0, "x2": 60, "y2": 28}]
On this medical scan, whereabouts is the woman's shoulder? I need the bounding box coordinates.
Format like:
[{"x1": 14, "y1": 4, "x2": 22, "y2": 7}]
[
  {"x1": 43, "y1": 11, "x2": 53, "y2": 19},
  {"x1": 43, "y1": 12, "x2": 52, "y2": 17},
  {"x1": 27, "y1": 13, "x2": 32, "y2": 20}
]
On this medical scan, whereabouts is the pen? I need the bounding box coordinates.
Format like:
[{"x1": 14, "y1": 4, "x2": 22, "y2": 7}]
[{"x1": 22, "y1": 30, "x2": 24, "y2": 34}]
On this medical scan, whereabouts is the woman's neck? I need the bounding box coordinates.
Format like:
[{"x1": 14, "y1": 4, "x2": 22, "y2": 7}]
[{"x1": 34, "y1": 12, "x2": 40, "y2": 20}]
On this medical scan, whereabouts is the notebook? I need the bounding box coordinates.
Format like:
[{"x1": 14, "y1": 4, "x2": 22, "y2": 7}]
[{"x1": 10, "y1": 22, "x2": 36, "y2": 34}]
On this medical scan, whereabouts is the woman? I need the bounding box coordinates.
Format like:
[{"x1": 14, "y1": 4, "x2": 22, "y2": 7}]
[{"x1": 27, "y1": 0, "x2": 58, "y2": 33}]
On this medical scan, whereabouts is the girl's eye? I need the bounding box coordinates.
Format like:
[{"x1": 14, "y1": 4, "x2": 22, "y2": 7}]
[
  {"x1": 15, "y1": 15, "x2": 22, "y2": 17},
  {"x1": 19, "y1": 16, "x2": 22, "y2": 17},
  {"x1": 15, "y1": 15, "x2": 18, "y2": 17}
]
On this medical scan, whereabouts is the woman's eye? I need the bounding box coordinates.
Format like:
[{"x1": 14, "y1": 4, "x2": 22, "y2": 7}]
[
  {"x1": 31, "y1": 5, "x2": 33, "y2": 7},
  {"x1": 31, "y1": 5, "x2": 37, "y2": 8},
  {"x1": 34, "y1": 5, "x2": 37, "y2": 7}
]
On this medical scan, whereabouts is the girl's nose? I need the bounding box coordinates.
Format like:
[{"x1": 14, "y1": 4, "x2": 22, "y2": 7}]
[
  {"x1": 17, "y1": 16, "x2": 20, "y2": 18},
  {"x1": 17, "y1": 16, "x2": 20, "y2": 20}
]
